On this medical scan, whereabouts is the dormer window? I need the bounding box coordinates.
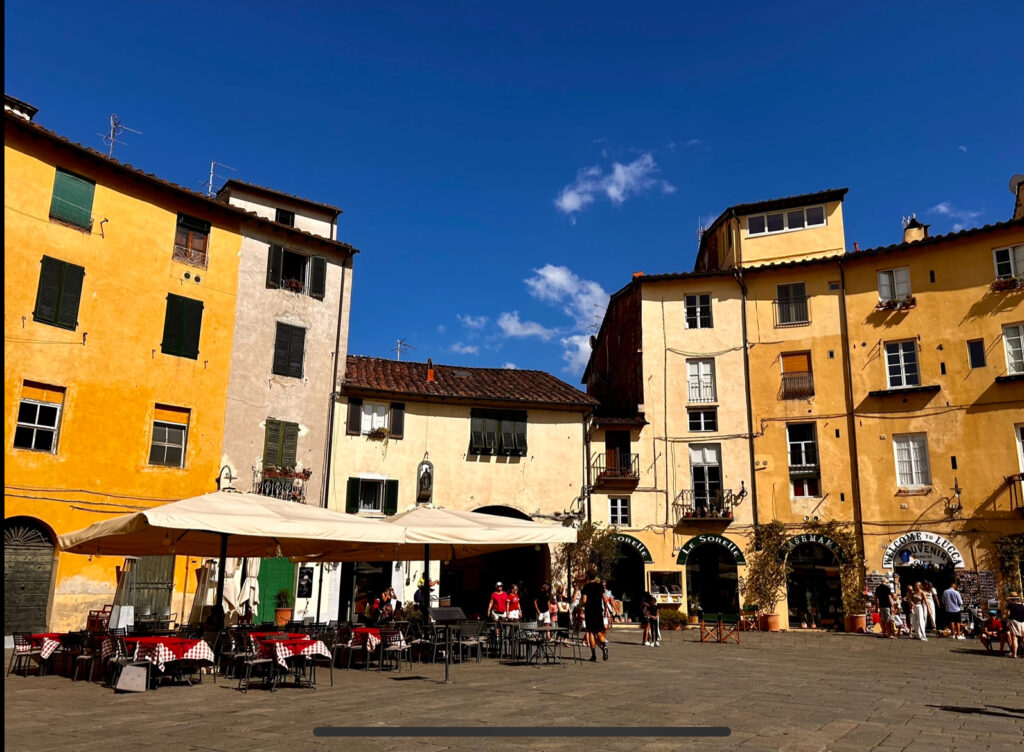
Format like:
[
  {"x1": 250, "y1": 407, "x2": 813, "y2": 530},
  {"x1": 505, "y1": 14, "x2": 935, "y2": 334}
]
[
  {"x1": 746, "y1": 205, "x2": 826, "y2": 237},
  {"x1": 275, "y1": 208, "x2": 295, "y2": 227}
]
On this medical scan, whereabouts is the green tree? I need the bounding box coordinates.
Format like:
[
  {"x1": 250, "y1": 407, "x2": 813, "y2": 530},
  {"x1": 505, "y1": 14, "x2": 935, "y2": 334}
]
[{"x1": 552, "y1": 520, "x2": 619, "y2": 591}]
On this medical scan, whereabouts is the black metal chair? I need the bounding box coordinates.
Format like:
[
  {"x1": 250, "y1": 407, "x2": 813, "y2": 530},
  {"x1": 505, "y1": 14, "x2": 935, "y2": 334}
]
[
  {"x1": 457, "y1": 621, "x2": 484, "y2": 663},
  {"x1": 237, "y1": 633, "x2": 276, "y2": 693},
  {"x1": 378, "y1": 626, "x2": 412, "y2": 672},
  {"x1": 345, "y1": 630, "x2": 373, "y2": 670},
  {"x1": 106, "y1": 635, "x2": 151, "y2": 688},
  {"x1": 71, "y1": 634, "x2": 102, "y2": 683},
  {"x1": 559, "y1": 623, "x2": 587, "y2": 665},
  {"x1": 7, "y1": 634, "x2": 43, "y2": 676}
]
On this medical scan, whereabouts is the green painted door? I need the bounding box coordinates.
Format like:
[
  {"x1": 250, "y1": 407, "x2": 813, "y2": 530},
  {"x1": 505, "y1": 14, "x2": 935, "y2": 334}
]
[{"x1": 256, "y1": 558, "x2": 294, "y2": 624}]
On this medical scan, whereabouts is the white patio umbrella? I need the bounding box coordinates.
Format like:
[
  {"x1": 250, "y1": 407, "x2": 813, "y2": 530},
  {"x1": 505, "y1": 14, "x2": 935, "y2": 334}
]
[
  {"x1": 59, "y1": 490, "x2": 407, "y2": 609},
  {"x1": 239, "y1": 557, "x2": 261, "y2": 615}
]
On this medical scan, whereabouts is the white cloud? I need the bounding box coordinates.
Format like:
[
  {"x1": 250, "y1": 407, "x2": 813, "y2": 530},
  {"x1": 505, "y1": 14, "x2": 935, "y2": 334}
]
[
  {"x1": 525, "y1": 264, "x2": 608, "y2": 331},
  {"x1": 450, "y1": 342, "x2": 479, "y2": 355},
  {"x1": 958, "y1": 145, "x2": 967, "y2": 153},
  {"x1": 437, "y1": 324, "x2": 446, "y2": 335},
  {"x1": 456, "y1": 314, "x2": 488, "y2": 330},
  {"x1": 496, "y1": 311, "x2": 556, "y2": 341},
  {"x1": 685, "y1": 138, "x2": 703, "y2": 147},
  {"x1": 560, "y1": 334, "x2": 592, "y2": 374},
  {"x1": 502, "y1": 362, "x2": 517, "y2": 369},
  {"x1": 554, "y1": 153, "x2": 674, "y2": 216},
  {"x1": 929, "y1": 201, "x2": 982, "y2": 224}
]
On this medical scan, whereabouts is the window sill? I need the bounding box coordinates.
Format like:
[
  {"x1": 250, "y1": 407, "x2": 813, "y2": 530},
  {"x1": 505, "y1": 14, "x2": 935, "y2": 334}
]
[
  {"x1": 994, "y1": 373, "x2": 1024, "y2": 383},
  {"x1": 49, "y1": 216, "x2": 93, "y2": 233},
  {"x1": 895, "y1": 487, "x2": 932, "y2": 497},
  {"x1": 32, "y1": 315, "x2": 77, "y2": 332},
  {"x1": 867, "y1": 384, "x2": 940, "y2": 398},
  {"x1": 774, "y1": 320, "x2": 811, "y2": 328}
]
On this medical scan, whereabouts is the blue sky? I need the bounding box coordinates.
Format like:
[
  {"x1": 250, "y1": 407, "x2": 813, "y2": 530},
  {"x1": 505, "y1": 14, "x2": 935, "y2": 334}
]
[{"x1": 6, "y1": 1, "x2": 1022, "y2": 382}]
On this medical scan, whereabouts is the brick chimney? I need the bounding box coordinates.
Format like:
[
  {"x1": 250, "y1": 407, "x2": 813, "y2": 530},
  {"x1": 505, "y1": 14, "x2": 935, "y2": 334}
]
[
  {"x1": 426, "y1": 358, "x2": 435, "y2": 383},
  {"x1": 633, "y1": 271, "x2": 644, "y2": 279},
  {"x1": 903, "y1": 216, "x2": 929, "y2": 244}
]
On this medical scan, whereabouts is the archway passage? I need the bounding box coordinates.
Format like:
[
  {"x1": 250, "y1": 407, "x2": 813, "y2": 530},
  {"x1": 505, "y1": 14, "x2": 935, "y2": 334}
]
[
  {"x1": 786, "y1": 542, "x2": 842, "y2": 629},
  {"x1": 4, "y1": 517, "x2": 56, "y2": 634},
  {"x1": 607, "y1": 541, "x2": 645, "y2": 621},
  {"x1": 684, "y1": 542, "x2": 738, "y2": 616},
  {"x1": 442, "y1": 505, "x2": 547, "y2": 619}
]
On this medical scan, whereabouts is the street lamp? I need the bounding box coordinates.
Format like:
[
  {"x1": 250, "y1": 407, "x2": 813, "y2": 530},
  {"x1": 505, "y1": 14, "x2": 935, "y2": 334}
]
[{"x1": 947, "y1": 477, "x2": 963, "y2": 517}]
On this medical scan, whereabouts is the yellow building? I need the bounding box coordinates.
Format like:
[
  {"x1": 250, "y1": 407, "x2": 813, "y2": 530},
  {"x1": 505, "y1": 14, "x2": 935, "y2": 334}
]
[{"x1": 4, "y1": 106, "x2": 243, "y2": 631}]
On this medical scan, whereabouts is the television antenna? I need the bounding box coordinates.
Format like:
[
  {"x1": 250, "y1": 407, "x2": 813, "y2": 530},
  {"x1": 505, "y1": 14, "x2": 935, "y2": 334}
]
[
  {"x1": 98, "y1": 114, "x2": 141, "y2": 158},
  {"x1": 205, "y1": 161, "x2": 237, "y2": 197},
  {"x1": 392, "y1": 339, "x2": 416, "y2": 361},
  {"x1": 900, "y1": 213, "x2": 917, "y2": 228}
]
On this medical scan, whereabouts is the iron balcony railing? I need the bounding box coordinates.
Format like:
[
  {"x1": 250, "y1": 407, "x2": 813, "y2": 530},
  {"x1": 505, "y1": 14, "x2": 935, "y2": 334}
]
[
  {"x1": 1006, "y1": 472, "x2": 1024, "y2": 514},
  {"x1": 773, "y1": 296, "x2": 810, "y2": 327},
  {"x1": 253, "y1": 466, "x2": 312, "y2": 504},
  {"x1": 673, "y1": 488, "x2": 737, "y2": 523},
  {"x1": 591, "y1": 453, "x2": 640, "y2": 482},
  {"x1": 781, "y1": 371, "x2": 815, "y2": 399},
  {"x1": 172, "y1": 242, "x2": 208, "y2": 268},
  {"x1": 687, "y1": 381, "x2": 717, "y2": 403}
]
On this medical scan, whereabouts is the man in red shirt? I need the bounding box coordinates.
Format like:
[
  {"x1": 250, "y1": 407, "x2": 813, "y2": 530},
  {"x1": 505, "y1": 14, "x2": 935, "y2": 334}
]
[
  {"x1": 487, "y1": 582, "x2": 509, "y2": 622},
  {"x1": 978, "y1": 606, "x2": 1007, "y2": 654}
]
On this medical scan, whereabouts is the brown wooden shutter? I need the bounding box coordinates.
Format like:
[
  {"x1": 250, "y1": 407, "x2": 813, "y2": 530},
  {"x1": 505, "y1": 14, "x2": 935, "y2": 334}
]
[
  {"x1": 781, "y1": 352, "x2": 811, "y2": 373},
  {"x1": 346, "y1": 398, "x2": 362, "y2": 435},
  {"x1": 267, "y1": 245, "x2": 283, "y2": 288},
  {"x1": 388, "y1": 403, "x2": 405, "y2": 439}
]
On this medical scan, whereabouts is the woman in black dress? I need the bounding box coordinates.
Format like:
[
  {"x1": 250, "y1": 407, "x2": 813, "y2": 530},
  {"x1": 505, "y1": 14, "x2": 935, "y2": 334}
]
[{"x1": 581, "y1": 564, "x2": 609, "y2": 661}]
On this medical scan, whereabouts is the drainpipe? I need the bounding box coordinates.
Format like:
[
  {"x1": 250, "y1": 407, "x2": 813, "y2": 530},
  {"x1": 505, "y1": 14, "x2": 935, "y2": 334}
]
[
  {"x1": 320, "y1": 258, "x2": 351, "y2": 508},
  {"x1": 732, "y1": 267, "x2": 761, "y2": 545},
  {"x1": 837, "y1": 260, "x2": 866, "y2": 562}
]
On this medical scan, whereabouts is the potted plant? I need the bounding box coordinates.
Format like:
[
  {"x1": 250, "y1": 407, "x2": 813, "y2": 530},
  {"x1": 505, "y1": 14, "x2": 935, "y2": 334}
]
[
  {"x1": 897, "y1": 295, "x2": 917, "y2": 310},
  {"x1": 744, "y1": 521, "x2": 789, "y2": 631},
  {"x1": 686, "y1": 596, "x2": 701, "y2": 625},
  {"x1": 991, "y1": 277, "x2": 1019, "y2": 291},
  {"x1": 367, "y1": 426, "x2": 389, "y2": 440},
  {"x1": 806, "y1": 520, "x2": 868, "y2": 633},
  {"x1": 274, "y1": 588, "x2": 293, "y2": 627},
  {"x1": 658, "y1": 608, "x2": 685, "y2": 631}
]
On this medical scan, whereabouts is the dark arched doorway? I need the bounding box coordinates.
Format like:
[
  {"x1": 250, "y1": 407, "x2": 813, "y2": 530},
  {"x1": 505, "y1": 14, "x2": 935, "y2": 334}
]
[
  {"x1": 4, "y1": 517, "x2": 56, "y2": 634},
  {"x1": 607, "y1": 541, "x2": 645, "y2": 620},
  {"x1": 684, "y1": 543, "x2": 739, "y2": 616},
  {"x1": 442, "y1": 506, "x2": 548, "y2": 618},
  {"x1": 786, "y1": 543, "x2": 842, "y2": 629}
]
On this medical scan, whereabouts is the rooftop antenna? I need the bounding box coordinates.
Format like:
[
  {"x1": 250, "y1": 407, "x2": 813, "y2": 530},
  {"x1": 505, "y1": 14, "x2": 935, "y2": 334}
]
[
  {"x1": 696, "y1": 217, "x2": 708, "y2": 240},
  {"x1": 900, "y1": 213, "x2": 916, "y2": 228},
  {"x1": 392, "y1": 339, "x2": 416, "y2": 361},
  {"x1": 206, "y1": 161, "x2": 237, "y2": 197},
  {"x1": 98, "y1": 114, "x2": 141, "y2": 158}
]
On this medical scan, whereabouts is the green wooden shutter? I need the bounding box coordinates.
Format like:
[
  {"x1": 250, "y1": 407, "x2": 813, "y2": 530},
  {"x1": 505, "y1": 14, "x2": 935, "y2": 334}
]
[
  {"x1": 281, "y1": 421, "x2": 299, "y2": 469},
  {"x1": 383, "y1": 480, "x2": 399, "y2": 516},
  {"x1": 50, "y1": 169, "x2": 95, "y2": 229},
  {"x1": 55, "y1": 262, "x2": 85, "y2": 330},
  {"x1": 388, "y1": 403, "x2": 405, "y2": 439},
  {"x1": 161, "y1": 294, "x2": 186, "y2": 355},
  {"x1": 181, "y1": 298, "x2": 203, "y2": 359},
  {"x1": 263, "y1": 419, "x2": 283, "y2": 467},
  {"x1": 309, "y1": 256, "x2": 327, "y2": 300},
  {"x1": 272, "y1": 323, "x2": 290, "y2": 376},
  {"x1": 288, "y1": 326, "x2": 305, "y2": 378},
  {"x1": 345, "y1": 478, "x2": 360, "y2": 514},
  {"x1": 256, "y1": 557, "x2": 295, "y2": 624},
  {"x1": 267, "y1": 245, "x2": 283, "y2": 289},
  {"x1": 33, "y1": 256, "x2": 62, "y2": 324},
  {"x1": 346, "y1": 398, "x2": 362, "y2": 435}
]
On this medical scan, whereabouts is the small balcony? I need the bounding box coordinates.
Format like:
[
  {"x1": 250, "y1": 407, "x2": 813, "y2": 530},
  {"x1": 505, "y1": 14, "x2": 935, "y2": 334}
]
[
  {"x1": 1006, "y1": 473, "x2": 1024, "y2": 516},
  {"x1": 687, "y1": 382, "x2": 717, "y2": 404},
  {"x1": 773, "y1": 297, "x2": 809, "y2": 327},
  {"x1": 591, "y1": 453, "x2": 640, "y2": 490},
  {"x1": 781, "y1": 371, "x2": 815, "y2": 399},
  {"x1": 991, "y1": 276, "x2": 1023, "y2": 292},
  {"x1": 253, "y1": 466, "x2": 312, "y2": 503},
  {"x1": 672, "y1": 488, "x2": 737, "y2": 526}
]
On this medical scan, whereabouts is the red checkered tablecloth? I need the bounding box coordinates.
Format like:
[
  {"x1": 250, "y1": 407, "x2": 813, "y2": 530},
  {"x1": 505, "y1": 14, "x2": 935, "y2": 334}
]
[
  {"x1": 263, "y1": 638, "x2": 330, "y2": 669},
  {"x1": 351, "y1": 627, "x2": 382, "y2": 651},
  {"x1": 100, "y1": 637, "x2": 214, "y2": 672},
  {"x1": 30, "y1": 634, "x2": 64, "y2": 660}
]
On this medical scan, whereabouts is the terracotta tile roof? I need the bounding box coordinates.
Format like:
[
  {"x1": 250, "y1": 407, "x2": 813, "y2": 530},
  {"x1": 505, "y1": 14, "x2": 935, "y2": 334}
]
[
  {"x1": 216, "y1": 179, "x2": 342, "y2": 217},
  {"x1": 344, "y1": 356, "x2": 597, "y2": 409},
  {"x1": 592, "y1": 414, "x2": 648, "y2": 427},
  {"x1": 4, "y1": 111, "x2": 358, "y2": 257}
]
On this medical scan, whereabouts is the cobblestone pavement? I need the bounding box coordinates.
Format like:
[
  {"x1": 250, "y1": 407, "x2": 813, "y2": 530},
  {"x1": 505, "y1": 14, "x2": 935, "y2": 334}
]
[{"x1": 4, "y1": 630, "x2": 1022, "y2": 752}]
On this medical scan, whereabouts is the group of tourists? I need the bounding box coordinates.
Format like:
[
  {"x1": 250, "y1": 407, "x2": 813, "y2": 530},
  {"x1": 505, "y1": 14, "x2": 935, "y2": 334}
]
[{"x1": 874, "y1": 578, "x2": 1024, "y2": 656}]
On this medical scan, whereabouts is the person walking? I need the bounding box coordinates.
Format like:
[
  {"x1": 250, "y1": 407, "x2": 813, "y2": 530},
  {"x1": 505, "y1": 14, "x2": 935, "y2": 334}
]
[
  {"x1": 581, "y1": 564, "x2": 609, "y2": 661},
  {"x1": 942, "y1": 581, "x2": 965, "y2": 639},
  {"x1": 922, "y1": 581, "x2": 938, "y2": 633},
  {"x1": 534, "y1": 583, "x2": 553, "y2": 626},
  {"x1": 874, "y1": 579, "x2": 897, "y2": 639},
  {"x1": 647, "y1": 594, "x2": 661, "y2": 646},
  {"x1": 506, "y1": 583, "x2": 522, "y2": 621},
  {"x1": 1006, "y1": 592, "x2": 1024, "y2": 659},
  {"x1": 910, "y1": 583, "x2": 928, "y2": 641}
]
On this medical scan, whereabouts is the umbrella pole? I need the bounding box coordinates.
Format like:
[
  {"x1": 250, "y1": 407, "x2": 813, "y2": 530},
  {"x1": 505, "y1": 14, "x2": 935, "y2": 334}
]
[
  {"x1": 215, "y1": 533, "x2": 229, "y2": 608},
  {"x1": 422, "y1": 544, "x2": 431, "y2": 619}
]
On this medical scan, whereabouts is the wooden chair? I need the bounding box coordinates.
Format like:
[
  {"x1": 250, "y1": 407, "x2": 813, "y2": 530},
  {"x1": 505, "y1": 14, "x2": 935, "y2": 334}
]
[
  {"x1": 741, "y1": 605, "x2": 761, "y2": 631},
  {"x1": 699, "y1": 613, "x2": 740, "y2": 644}
]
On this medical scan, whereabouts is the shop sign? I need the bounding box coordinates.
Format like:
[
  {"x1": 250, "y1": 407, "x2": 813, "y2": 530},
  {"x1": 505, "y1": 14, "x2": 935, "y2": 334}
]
[
  {"x1": 676, "y1": 534, "x2": 747, "y2": 565},
  {"x1": 881, "y1": 531, "x2": 965, "y2": 570},
  {"x1": 611, "y1": 534, "x2": 654, "y2": 564},
  {"x1": 777, "y1": 534, "x2": 846, "y2": 563}
]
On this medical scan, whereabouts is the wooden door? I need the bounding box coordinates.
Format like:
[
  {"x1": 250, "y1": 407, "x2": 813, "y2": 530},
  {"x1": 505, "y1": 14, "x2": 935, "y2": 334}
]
[{"x1": 4, "y1": 518, "x2": 55, "y2": 634}]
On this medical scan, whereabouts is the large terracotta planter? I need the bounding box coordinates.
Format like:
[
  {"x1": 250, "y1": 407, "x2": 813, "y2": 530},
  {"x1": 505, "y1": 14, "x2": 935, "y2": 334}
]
[
  {"x1": 275, "y1": 607, "x2": 293, "y2": 627},
  {"x1": 844, "y1": 613, "x2": 867, "y2": 634},
  {"x1": 758, "y1": 613, "x2": 780, "y2": 632},
  {"x1": 687, "y1": 614, "x2": 699, "y2": 626}
]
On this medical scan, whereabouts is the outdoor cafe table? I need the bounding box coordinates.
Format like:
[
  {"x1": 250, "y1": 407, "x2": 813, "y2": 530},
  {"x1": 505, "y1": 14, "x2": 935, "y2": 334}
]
[
  {"x1": 351, "y1": 627, "x2": 383, "y2": 651},
  {"x1": 522, "y1": 626, "x2": 567, "y2": 666},
  {"x1": 249, "y1": 632, "x2": 308, "y2": 641},
  {"x1": 253, "y1": 636, "x2": 329, "y2": 689},
  {"x1": 101, "y1": 636, "x2": 215, "y2": 673},
  {"x1": 29, "y1": 634, "x2": 64, "y2": 661}
]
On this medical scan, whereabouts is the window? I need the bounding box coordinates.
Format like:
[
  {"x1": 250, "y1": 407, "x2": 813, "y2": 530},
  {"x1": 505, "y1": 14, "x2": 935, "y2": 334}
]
[
  {"x1": 33, "y1": 256, "x2": 85, "y2": 330},
  {"x1": 690, "y1": 444, "x2": 722, "y2": 511},
  {"x1": 345, "y1": 399, "x2": 405, "y2": 439},
  {"x1": 345, "y1": 477, "x2": 398, "y2": 515},
  {"x1": 266, "y1": 245, "x2": 326, "y2": 300},
  {"x1": 272, "y1": 323, "x2": 306, "y2": 379},
  {"x1": 49, "y1": 168, "x2": 95, "y2": 230},
  {"x1": 160, "y1": 294, "x2": 204, "y2": 359},
  {"x1": 776, "y1": 282, "x2": 809, "y2": 325},
  {"x1": 787, "y1": 423, "x2": 820, "y2": 498},
  {"x1": 275, "y1": 208, "x2": 295, "y2": 227},
  {"x1": 685, "y1": 294, "x2": 712, "y2": 329},
  {"x1": 173, "y1": 214, "x2": 210, "y2": 267},
  {"x1": 781, "y1": 352, "x2": 814, "y2": 398},
  {"x1": 686, "y1": 359, "x2": 716, "y2": 403},
  {"x1": 746, "y1": 205, "x2": 825, "y2": 236},
  {"x1": 361, "y1": 402, "x2": 388, "y2": 434},
  {"x1": 993, "y1": 244, "x2": 1024, "y2": 279},
  {"x1": 877, "y1": 267, "x2": 911, "y2": 302},
  {"x1": 13, "y1": 382, "x2": 65, "y2": 453},
  {"x1": 1004, "y1": 324, "x2": 1024, "y2": 375},
  {"x1": 148, "y1": 405, "x2": 190, "y2": 468},
  {"x1": 609, "y1": 497, "x2": 630, "y2": 526},
  {"x1": 884, "y1": 340, "x2": 920, "y2": 388},
  {"x1": 893, "y1": 433, "x2": 931, "y2": 488},
  {"x1": 688, "y1": 408, "x2": 717, "y2": 432},
  {"x1": 966, "y1": 339, "x2": 986, "y2": 369},
  {"x1": 469, "y1": 409, "x2": 527, "y2": 455},
  {"x1": 263, "y1": 418, "x2": 299, "y2": 469}
]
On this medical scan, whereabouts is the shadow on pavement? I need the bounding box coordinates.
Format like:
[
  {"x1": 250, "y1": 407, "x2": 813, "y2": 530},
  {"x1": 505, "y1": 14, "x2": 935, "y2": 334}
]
[{"x1": 928, "y1": 705, "x2": 1024, "y2": 719}]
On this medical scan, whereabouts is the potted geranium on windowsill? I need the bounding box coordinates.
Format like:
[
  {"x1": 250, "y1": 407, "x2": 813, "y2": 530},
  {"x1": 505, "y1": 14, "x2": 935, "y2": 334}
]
[
  {"x1": 991, "y1": 277, "x2": 1021, "y2": 291},
  {"x1": 367, "y1": 427, "x2": 389, "y2": 440}
]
